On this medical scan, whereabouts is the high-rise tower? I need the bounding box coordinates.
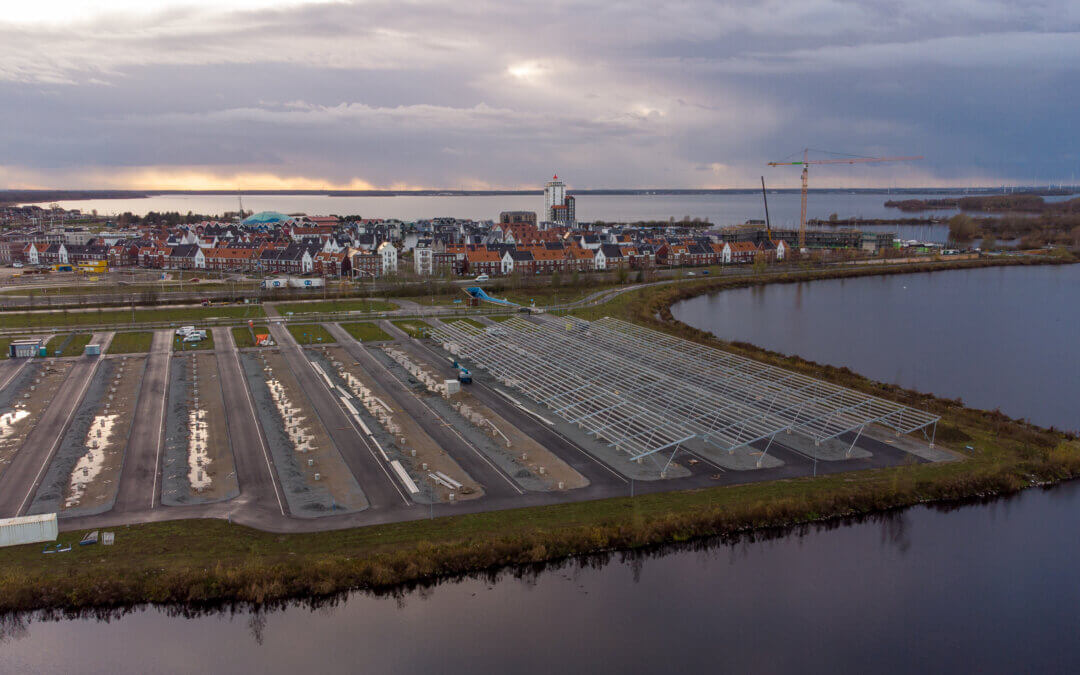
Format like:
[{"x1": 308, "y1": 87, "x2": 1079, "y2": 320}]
[{"x1": 544, "y1": 173, "x2": 566, "y2": 223}]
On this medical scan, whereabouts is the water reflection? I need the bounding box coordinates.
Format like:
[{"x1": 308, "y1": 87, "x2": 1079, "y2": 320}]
[
  {"x1": 672, "y1": 265, "x2": 1080, "y2": 431},
  {"x1": 2, "y1": 484, "x2": 1077, "y2": 674}
]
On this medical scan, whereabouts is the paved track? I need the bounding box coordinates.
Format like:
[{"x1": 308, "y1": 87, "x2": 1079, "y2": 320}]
[
  {"x1": 0, "y1": 332, "x2": 114, "y2": 518},
  {"x1": 212, "y1": 326, "x2": 288, "y2": 517},
  {"x1": 0, "y1": 357, "x2": 34, "y2": 397},
  {"x1": 325, "y1": 323, "x2": 524, "y2": 497},
  {"x1": 268, "y1": 322, "x2": 412, "y2": 510},
  {"x1": 112, "y1": 330, "x2": 172, "y2": 513}
]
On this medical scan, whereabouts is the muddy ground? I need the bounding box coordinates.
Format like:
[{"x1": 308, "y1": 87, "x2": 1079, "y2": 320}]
[
  {"x1": 240, "y1": 350, "x2": 368, "y2": 516},
  {"x1": 0, "y1": 360, "x2": 73, "y2": 483},
  {"x1": 29, "y1": 356, "x2": 146, "y2": 517},
  {"x1": 162, "y1": 352, "x2": 239, "y2": 506},
  {"x1": 313, "y1": 346, "x2": 481, "y2": 503}
]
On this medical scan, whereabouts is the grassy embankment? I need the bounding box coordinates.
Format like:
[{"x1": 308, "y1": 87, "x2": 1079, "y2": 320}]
[
  {"x1": 286, "y1": 323, "x2": 335, "y2": 345},
  {"x1": 275, "y1": 299, "x2": 397, "y2": 315},
  {"x1": 340, "y1": 322, "x2": 392, "y2": 342},
  {"x1": 0, "y1": 305, "x2": 264, "y2": 329},
  {"x1": 0, "y1": 255, "x2": 1076, "y2": 613},
  {"x1": 391, "y1": 319, "x2": 432, "y2": 338},
  {"x1": 0, "y1": 281, "x2": 258, "y2": 296},
  {"x1": 106, "y1": 332, "x2": 154, "y2": 354}
]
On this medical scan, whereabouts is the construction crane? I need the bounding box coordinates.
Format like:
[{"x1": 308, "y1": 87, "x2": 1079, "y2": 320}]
[
  {"x1": 760, "y1": 176, "x2": 774, "y2": 245},
  {"x1": 768, "y1": 149, "x2": 923, "y2": 250}
]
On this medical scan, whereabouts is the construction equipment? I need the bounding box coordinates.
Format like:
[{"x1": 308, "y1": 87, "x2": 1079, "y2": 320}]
[
  {"x1": 768, "y1": 149, "x2": 923, "y2": 250},
  {"x1": 760, "y1": 176, "x2": 774, "y2": 245}
]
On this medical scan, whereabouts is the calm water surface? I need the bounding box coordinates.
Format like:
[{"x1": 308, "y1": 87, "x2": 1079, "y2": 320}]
[
  {"x1": 673, "y1": 264, "x2": 1080, "y2": 431},
  {"x1": 34, "y1": 192, "x2": 964, "y2": 231},
  {"x1": 2, "y1": 483, "x2": 1079, "y2": 673}
]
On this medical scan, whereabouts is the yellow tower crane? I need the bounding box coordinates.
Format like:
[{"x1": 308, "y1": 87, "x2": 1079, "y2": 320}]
[{"x1": 768, "y1": 149, "x2": 923, "y2": 250}]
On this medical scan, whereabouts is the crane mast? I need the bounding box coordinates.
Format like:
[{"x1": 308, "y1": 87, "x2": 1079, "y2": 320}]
[{"x1": 768, "y1": 149, "x2": 923, "y2": 250}]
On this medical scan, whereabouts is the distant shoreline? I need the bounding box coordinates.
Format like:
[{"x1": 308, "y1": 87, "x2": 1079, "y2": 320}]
[{"x1": 5, "y1": 186, "x2": 1077, "y2": 206}]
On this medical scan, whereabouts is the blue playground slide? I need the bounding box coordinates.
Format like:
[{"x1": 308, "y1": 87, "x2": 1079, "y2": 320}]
[{"x1": 465, "y1": 286, "x2": 519, "y2": 307}]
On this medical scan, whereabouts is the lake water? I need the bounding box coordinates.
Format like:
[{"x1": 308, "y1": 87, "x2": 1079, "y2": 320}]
[
  {"x1": 672, "y1": 264, "x2": 1080, "y2": 432},
  {"x1": 36, "y1": 192, "x2": 964, "y2": 231},
  {"x1": 3, "y1": 482, "x2": 1079, "y2": 673}
]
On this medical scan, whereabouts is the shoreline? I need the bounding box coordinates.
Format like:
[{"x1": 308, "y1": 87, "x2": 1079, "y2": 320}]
[{"x1": 0, "y1": 255, "x2": 1077, "y2": 614}]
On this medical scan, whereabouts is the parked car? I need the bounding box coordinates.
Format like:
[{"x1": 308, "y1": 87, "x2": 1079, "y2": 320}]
[{"x1": 475, "y1": 274, "x2": 490, "y2": 281}]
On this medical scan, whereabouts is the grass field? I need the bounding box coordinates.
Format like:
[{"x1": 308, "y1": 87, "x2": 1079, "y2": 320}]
[
  {"x1": 173, "y1": 331, "x2": 214, "y2": 352},
  {"x1": 400, "y1": 294, "x2": 465, "y2": 306},
  {"x1": 0, "y1": 281, "x2": 257, "y2": 296},
  {"x1": 232, "y1": 325, "x2": 270, "y2": 348},
  {"x1": 500, "y1": 285, "x2": 606, "y2": 307},
  {"x1": 340, "y1": 321, "x2": 392, "y2": 342},
  {"x1": 287, "y1": 323, "x2": 335, "y2": 345},
  {"x1": 106, "y1": 331, "x2": 154, "y2": 354},
  {"x1": 275, "y1": 299, "x2": 397, "y2": 315},
  {"x1": 0, "y1": 305, "x2": 264, "y2": 329},
  {"x1": 45, "y1": 332, "x2": 93, "y2": 356},
  {"x1": 392, "y1": 319, "x2": 432, "y2": 338}
]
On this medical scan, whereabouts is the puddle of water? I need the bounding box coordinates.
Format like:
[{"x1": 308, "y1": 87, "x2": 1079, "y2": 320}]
[
  {"x1": 187, "y1": 408, "x2": 212, "y2": 491},
  {"x1": 265, "y1": 371, "x2": 316, "y2": 454},
  {"x1": 66, "y1": 413, "x2": 118, "y2": 508},
  {"x1": 0, "y1": 409, "x2": 31, "y2": 442}
]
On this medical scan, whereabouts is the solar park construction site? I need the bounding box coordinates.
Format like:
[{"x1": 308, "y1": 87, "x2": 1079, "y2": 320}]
[{"x1": 0, "y1": 312, "x2": 946, "y2": 535}]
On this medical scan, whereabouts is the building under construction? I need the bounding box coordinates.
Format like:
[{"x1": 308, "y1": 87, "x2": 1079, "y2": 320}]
[{"x1": 718, "y1": 224, "x2": 894, "y2": 251}]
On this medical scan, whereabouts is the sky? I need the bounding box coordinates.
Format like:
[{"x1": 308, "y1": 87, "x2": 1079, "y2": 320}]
[{"x1": 1, "y1": 0, "x2": 1078, "y2": 190}]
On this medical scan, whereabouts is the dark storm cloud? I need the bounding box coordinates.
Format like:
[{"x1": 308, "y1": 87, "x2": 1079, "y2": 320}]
[{"x1": 1, "y1": 0, "x2": 1078, "y2": 188}]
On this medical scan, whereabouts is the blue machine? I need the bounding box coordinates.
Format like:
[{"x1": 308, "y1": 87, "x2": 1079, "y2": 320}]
[{"x1": 452, "y1": 360, "x2": 472, "y2": 384}]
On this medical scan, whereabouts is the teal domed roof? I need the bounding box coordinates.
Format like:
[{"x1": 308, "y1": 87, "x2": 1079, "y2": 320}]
[{"x1": 242, "y1": 211, "x2": 290, "y2": 225}]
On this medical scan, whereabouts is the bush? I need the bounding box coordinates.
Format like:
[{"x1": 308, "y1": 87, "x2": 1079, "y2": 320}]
[{"x1": 948, "y1": 214, "x2": 978, "y2": 242}]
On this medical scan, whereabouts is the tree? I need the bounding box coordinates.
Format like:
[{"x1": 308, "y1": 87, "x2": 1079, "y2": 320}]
[
  {"x1": 752, "y1": 251, "x2": 767, "y2": 274},
  {"x1": 980, "y1": 234, "x2": 997, "y2": 250},
  {"x1": 550, "y1": 270, "x2": 561, "y2": 288},
  {"x1": 948, "y1": 214, "x2": 978, "y2": 242}
]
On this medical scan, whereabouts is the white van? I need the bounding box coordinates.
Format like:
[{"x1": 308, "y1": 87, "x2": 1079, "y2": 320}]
[{"x1": 475, "y1": 274, "x2": 489, "y2": 282}]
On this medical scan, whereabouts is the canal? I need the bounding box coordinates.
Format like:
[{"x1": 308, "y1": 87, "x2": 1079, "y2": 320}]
[{"x1": 2, "y1": 483, "x2": 1078, "y2": 673}]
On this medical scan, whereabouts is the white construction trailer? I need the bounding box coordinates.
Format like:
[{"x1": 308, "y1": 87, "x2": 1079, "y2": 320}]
[{"x1": 0, "y1": 513, "x2": 58, "y2": 548}]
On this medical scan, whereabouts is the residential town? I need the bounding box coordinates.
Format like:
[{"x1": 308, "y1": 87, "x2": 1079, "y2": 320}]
[{"x1": 1, "y1": 177, "x2": 919, "y2": 282}]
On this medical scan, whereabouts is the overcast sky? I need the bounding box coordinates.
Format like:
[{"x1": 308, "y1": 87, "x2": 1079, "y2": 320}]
[{"x1": 2, "y1": 0, "x2": 1078, "y2": 190}]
